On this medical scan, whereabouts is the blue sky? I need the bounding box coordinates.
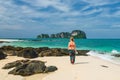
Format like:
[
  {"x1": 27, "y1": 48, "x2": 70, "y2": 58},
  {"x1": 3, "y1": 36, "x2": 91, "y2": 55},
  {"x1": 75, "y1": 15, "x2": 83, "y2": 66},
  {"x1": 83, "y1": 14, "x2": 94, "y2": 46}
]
[{"x1": 0, "y1": 0, "x2": 120, "y2": 38}]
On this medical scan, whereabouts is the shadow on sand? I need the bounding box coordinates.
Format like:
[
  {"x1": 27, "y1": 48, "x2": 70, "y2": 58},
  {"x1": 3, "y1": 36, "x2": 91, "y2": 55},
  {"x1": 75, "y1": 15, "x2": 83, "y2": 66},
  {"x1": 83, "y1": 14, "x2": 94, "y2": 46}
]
[{"x1": 74, "y1": 62, "x2": 89, "y2": 64}]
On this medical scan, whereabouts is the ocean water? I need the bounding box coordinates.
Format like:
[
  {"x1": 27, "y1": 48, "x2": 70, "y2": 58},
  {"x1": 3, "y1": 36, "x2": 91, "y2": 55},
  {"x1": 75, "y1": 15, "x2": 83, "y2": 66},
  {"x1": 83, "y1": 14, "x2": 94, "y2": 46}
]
[{"x1": 0, "y1": 38, "x2": 120, "y2": 64}]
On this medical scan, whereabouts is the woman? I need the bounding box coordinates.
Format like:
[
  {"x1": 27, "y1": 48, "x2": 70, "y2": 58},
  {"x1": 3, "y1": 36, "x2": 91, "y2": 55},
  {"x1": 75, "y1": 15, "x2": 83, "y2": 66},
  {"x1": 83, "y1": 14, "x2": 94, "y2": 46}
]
[{"x1": 68, "y1": 37, "x2": 77, "y2": 64}]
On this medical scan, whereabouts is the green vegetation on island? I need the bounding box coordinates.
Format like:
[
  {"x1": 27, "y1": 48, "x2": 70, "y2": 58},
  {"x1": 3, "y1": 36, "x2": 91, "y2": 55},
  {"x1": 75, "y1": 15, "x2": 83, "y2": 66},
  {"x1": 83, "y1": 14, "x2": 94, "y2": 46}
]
[{"x1": 37, "y1": 30, "x2": 87, "y2": 39}]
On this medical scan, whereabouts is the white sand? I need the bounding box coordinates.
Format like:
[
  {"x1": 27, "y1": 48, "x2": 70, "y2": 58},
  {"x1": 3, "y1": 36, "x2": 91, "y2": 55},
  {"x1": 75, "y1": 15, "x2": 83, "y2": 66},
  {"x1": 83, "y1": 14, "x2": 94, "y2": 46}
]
[
  {"x1": 0, "y1": 56, "x2": 120, "y2": 80},
  {"x1": 0, "y1": 56, "x2": 25, "y2": 80}
]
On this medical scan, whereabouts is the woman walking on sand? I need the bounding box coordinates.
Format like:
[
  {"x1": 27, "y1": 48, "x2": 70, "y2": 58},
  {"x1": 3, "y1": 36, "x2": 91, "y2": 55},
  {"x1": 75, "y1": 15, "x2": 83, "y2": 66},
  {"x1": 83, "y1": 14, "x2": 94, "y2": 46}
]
[{"x1": 68, "y1": 37, "x2": 77, "y2": 64}]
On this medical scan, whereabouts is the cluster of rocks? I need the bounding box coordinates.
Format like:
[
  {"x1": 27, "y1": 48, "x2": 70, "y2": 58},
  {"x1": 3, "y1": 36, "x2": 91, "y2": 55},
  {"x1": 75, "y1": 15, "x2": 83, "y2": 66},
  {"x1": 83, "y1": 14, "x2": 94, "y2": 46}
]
[
  {"x1": 0, "y1": 46, "x2": 89, "y2": 59},
  {"x1": 2, "y1": 60, "x2": 57, "y2": 76},
  {"x1": 37, "y1": 30, "x2": 86, "y2": 39}
]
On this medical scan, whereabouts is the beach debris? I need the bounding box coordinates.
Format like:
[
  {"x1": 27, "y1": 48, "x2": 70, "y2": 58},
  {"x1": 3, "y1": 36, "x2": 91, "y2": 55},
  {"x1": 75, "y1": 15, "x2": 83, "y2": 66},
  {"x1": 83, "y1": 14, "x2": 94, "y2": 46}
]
[
  {"x1": 2, "y1": 60, "x2": 57, "y2": 76},
  {"x1": 0, "y1": 50, "x2": 7, "y2": 60},
  {"x1": 101, "y1": 65, "x2": 108, "y2": 68}
]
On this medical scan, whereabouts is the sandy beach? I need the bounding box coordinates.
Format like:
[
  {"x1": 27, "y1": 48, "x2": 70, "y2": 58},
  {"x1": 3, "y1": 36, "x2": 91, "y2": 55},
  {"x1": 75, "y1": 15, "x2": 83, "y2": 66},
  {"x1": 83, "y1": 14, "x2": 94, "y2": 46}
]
[{"x1": 0, "y1": 56, "x2": 120, "y2": 80}]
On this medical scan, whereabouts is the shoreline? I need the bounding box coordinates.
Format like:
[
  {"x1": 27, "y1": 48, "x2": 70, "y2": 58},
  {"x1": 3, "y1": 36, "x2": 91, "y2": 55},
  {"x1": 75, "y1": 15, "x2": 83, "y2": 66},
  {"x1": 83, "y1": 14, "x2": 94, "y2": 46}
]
[{"x1": 0, "y1": 55, "x2": 120, "y2": 80}]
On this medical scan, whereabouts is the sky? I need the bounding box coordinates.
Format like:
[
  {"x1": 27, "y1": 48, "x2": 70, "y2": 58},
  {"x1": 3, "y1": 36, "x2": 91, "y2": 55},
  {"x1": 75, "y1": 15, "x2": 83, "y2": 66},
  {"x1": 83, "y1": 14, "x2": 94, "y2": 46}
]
[{"x1": 0, "y1": 0, "x2": 120, "y2": 38}]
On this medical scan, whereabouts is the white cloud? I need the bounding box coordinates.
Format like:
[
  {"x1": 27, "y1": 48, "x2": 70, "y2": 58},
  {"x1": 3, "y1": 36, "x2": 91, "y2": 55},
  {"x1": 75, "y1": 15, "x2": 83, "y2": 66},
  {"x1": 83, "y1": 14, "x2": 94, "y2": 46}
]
[
  {"x1": 0, "y1": 25, "x2": 23, "y2": 30},
  {"x1": 113, "y1": 11, "x2": 120, "y2": 16},
  {"x1": 0, "y1": 0, "x2": 120, "y2": 30},
  {"x1": 111, "y1": 24, "x2": 120, "y2": 28},
  {"x1": 21, "y1": 0, "x2": 70, "y2": 12},
  {"x1": 82, "y1": 8, "x2": 102, "y2": 15},
  {"x1": 82, "y1": 0, "x2": 119, "y2": 6}
]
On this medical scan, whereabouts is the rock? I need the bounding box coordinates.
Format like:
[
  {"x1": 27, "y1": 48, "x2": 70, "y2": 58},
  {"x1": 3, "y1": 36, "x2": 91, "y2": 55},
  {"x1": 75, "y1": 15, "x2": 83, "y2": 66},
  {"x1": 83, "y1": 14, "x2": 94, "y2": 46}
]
[
  {"x1": 8, "y1": 63, "x2": 31, "y2": 76},
  {"x1": 26, "y1": 60, "x2": 46, "y2": 73},
  {"x1": 51, "y1": 48, "x2": 63, "y2": 56},
  {"x1": 39, "y1": 50, "x2": 53, "y2": 57},
  {"x1": 39, "y1": 48, "x2": 67, "y2": 57},
  {"x1": 4, "y1": 50, "x2": 17, "y2": 56},
  {"x1": 8, "y1": 60, "x2": 46, "y2": 76},
  {"x1": 112, "y1": 54, "x2": 120, "y2": 57},
  {"x1": 44, "y1": 66, "x2": 57, "y2": 73},
  {"x1": 3, "y1": 60, "x2": 57, "y2": 76},
  {"x1": 35, "y1": 47, "x2": 50, "y2": 53},
  {"x1": 0, "y1": 46, "x2": 15, "y2": 51},
  {"x1": 15, "y1": 47, "x2": 24, "y2": 51},
  {"x1": 59, "y1": 49, "x2": 69, "y2": 55},
  {"x1": 17, "y1": 48, "x2": 38, "y2": 58},
  {"x1": 0, "y1": 50, "x2": 7, "y2": 60},
  {"x1": 71, "y1": 30, "x2": 86, "y2": 39},
  {"x1": 101, "y1": 65, "x2": 108, "y2": 68},
  {"x1": 0, "y1": 41, "x2": 9, "y2": 43},
  {"x1": 0, "y1": 41, "x2": 4, "y2": 43},
  {"x1": 2, "y1": 60, "x2": 29, "y2": 69},
  {"x1": 77, "y1": 50, "x2": 89, "y2": 56}
]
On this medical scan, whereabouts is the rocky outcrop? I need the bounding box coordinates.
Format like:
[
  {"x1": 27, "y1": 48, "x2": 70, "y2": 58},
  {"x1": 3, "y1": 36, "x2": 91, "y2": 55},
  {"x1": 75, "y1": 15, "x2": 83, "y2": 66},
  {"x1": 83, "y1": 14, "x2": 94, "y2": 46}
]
[
  {"x1": 0, "y1": 41, "x2": 10, "y2": 43},
  {"x1": 77, "y1": 50, "x2": 89, "y2": 56},
  {"x1": 0, "y1": 46, "x2": 89, "y2": 58},
  {"x1": 0, "y1": 50, "x2": 7, "y2": 59},
  {"x1": 37, "y1": 30, "x2": 87, "y2": 39},
  {"x1": 17, "y1": 48, "x2": 38, "y2": 58},
  {"x1": 2, "y1": 60, "x2": 57, "y2": 76},
  {"x1": 37, "y1": 34, "x2": 49, "y2": 38},
  {"x1": 51, "y1": 32, "x2": 71, "y2": 38},
  {"x1": 39, "y1": 48, "x2": 68, "y2": 57},
  {"x1": 71, "y1": 30, "x2": 86, "y2": 38},
  {"x1": 112, "y1": 54, "x2": 120, "y2": 57}
]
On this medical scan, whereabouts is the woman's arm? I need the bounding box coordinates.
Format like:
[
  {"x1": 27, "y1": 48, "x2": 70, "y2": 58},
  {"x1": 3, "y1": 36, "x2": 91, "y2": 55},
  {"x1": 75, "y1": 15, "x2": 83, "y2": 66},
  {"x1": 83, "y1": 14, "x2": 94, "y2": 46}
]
[
  {"x1": 68, "y1": 42, "x2": 70, "y2": 50},
  {"x1": 74, "y1": 42, "x2": 77, "y2": 52}
]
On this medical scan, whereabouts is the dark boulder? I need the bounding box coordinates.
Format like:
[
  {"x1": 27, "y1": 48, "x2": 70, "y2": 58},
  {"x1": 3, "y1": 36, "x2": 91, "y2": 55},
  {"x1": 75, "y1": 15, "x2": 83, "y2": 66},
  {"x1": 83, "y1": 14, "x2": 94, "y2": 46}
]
[
  {"x1": 4, "y1": 50, "x2": 17, "y2": 56},
  {"x1": 39, "y1": 48, "x2": 66, "y2": 57},
  {"x1": 0, "y1": 50, "x2": 7, "y2": 60},
  {"x1": 14, "y1": 47, "x2": 24, "y2": 51},
  {"x1": 8, "y1": 60, "x2": 46, "y2": 76},
  {"x1": 35, "y1": 47, "x2": 50, "y2": 53},
  {"x1": 8, "y1": 63, "x2": 31, "y2": 76},
  {"x1": 0, "y1": 41, "x2": 4, "y2": 43},
  {"x1": 112, "y1": 54, "x2": 120, "y2": 57},
  {"x1": 2, "y1": 60, "x2": 29, "y2": 69},
  {"x1": 51, "y1": 48, "x2": 63, "y2": 56},
  {"x1": 77, "y1": 50, "x2": 89, "y2": 56},
  {"x1": 39, "y1": 50, "x2": 53, "y2": 57},
  {"x1": 3, "y1": 60, "x2": 57, "y2": 76},
  {"x1": 44, "y1": 66, "x2": 57, "y2": 73},
  {"x1": 0, "y1": 46, "x2": 15, "y2": 51},
  {"x1": 17, "y1": 48, "x2": 38, "y2": 58},
  {"x1": 59, "y1": 49, "x2": 69, "y2": 55}
]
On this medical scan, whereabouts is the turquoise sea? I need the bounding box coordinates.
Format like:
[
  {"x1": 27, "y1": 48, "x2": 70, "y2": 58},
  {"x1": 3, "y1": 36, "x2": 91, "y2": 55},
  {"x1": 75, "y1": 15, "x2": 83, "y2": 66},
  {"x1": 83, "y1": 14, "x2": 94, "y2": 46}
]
[{"x1": 0, "y1": 38, "x2": 120, "y2": 64}]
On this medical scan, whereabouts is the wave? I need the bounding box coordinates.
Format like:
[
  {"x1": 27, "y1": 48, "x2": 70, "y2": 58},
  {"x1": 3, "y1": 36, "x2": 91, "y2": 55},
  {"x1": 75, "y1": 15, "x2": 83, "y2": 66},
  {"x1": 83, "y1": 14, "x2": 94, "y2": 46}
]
[
  {"x1": 0, "y1": 39, "x2": 23, "y2": 42},
  {"x1": 87, "y1": 50, "x2": 120, "y2": 64},
  {"x1": 111, "y1": 49, "x2": 120, "y2": 54}
]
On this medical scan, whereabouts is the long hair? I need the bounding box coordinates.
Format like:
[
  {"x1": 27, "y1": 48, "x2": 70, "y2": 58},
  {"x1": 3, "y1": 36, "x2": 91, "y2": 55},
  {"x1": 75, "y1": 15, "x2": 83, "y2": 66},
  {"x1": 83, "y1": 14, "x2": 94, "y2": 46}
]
[{"x1": 70, "y1": 37, "x2": 74, "y2": 41}]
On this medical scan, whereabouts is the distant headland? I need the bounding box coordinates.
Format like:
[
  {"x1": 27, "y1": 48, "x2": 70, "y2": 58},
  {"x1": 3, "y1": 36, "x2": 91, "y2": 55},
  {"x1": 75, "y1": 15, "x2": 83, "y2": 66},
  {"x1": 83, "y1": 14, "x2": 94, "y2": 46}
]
[{"x1": 37, "y1": 30, "x2": 87, "y2": 39}]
